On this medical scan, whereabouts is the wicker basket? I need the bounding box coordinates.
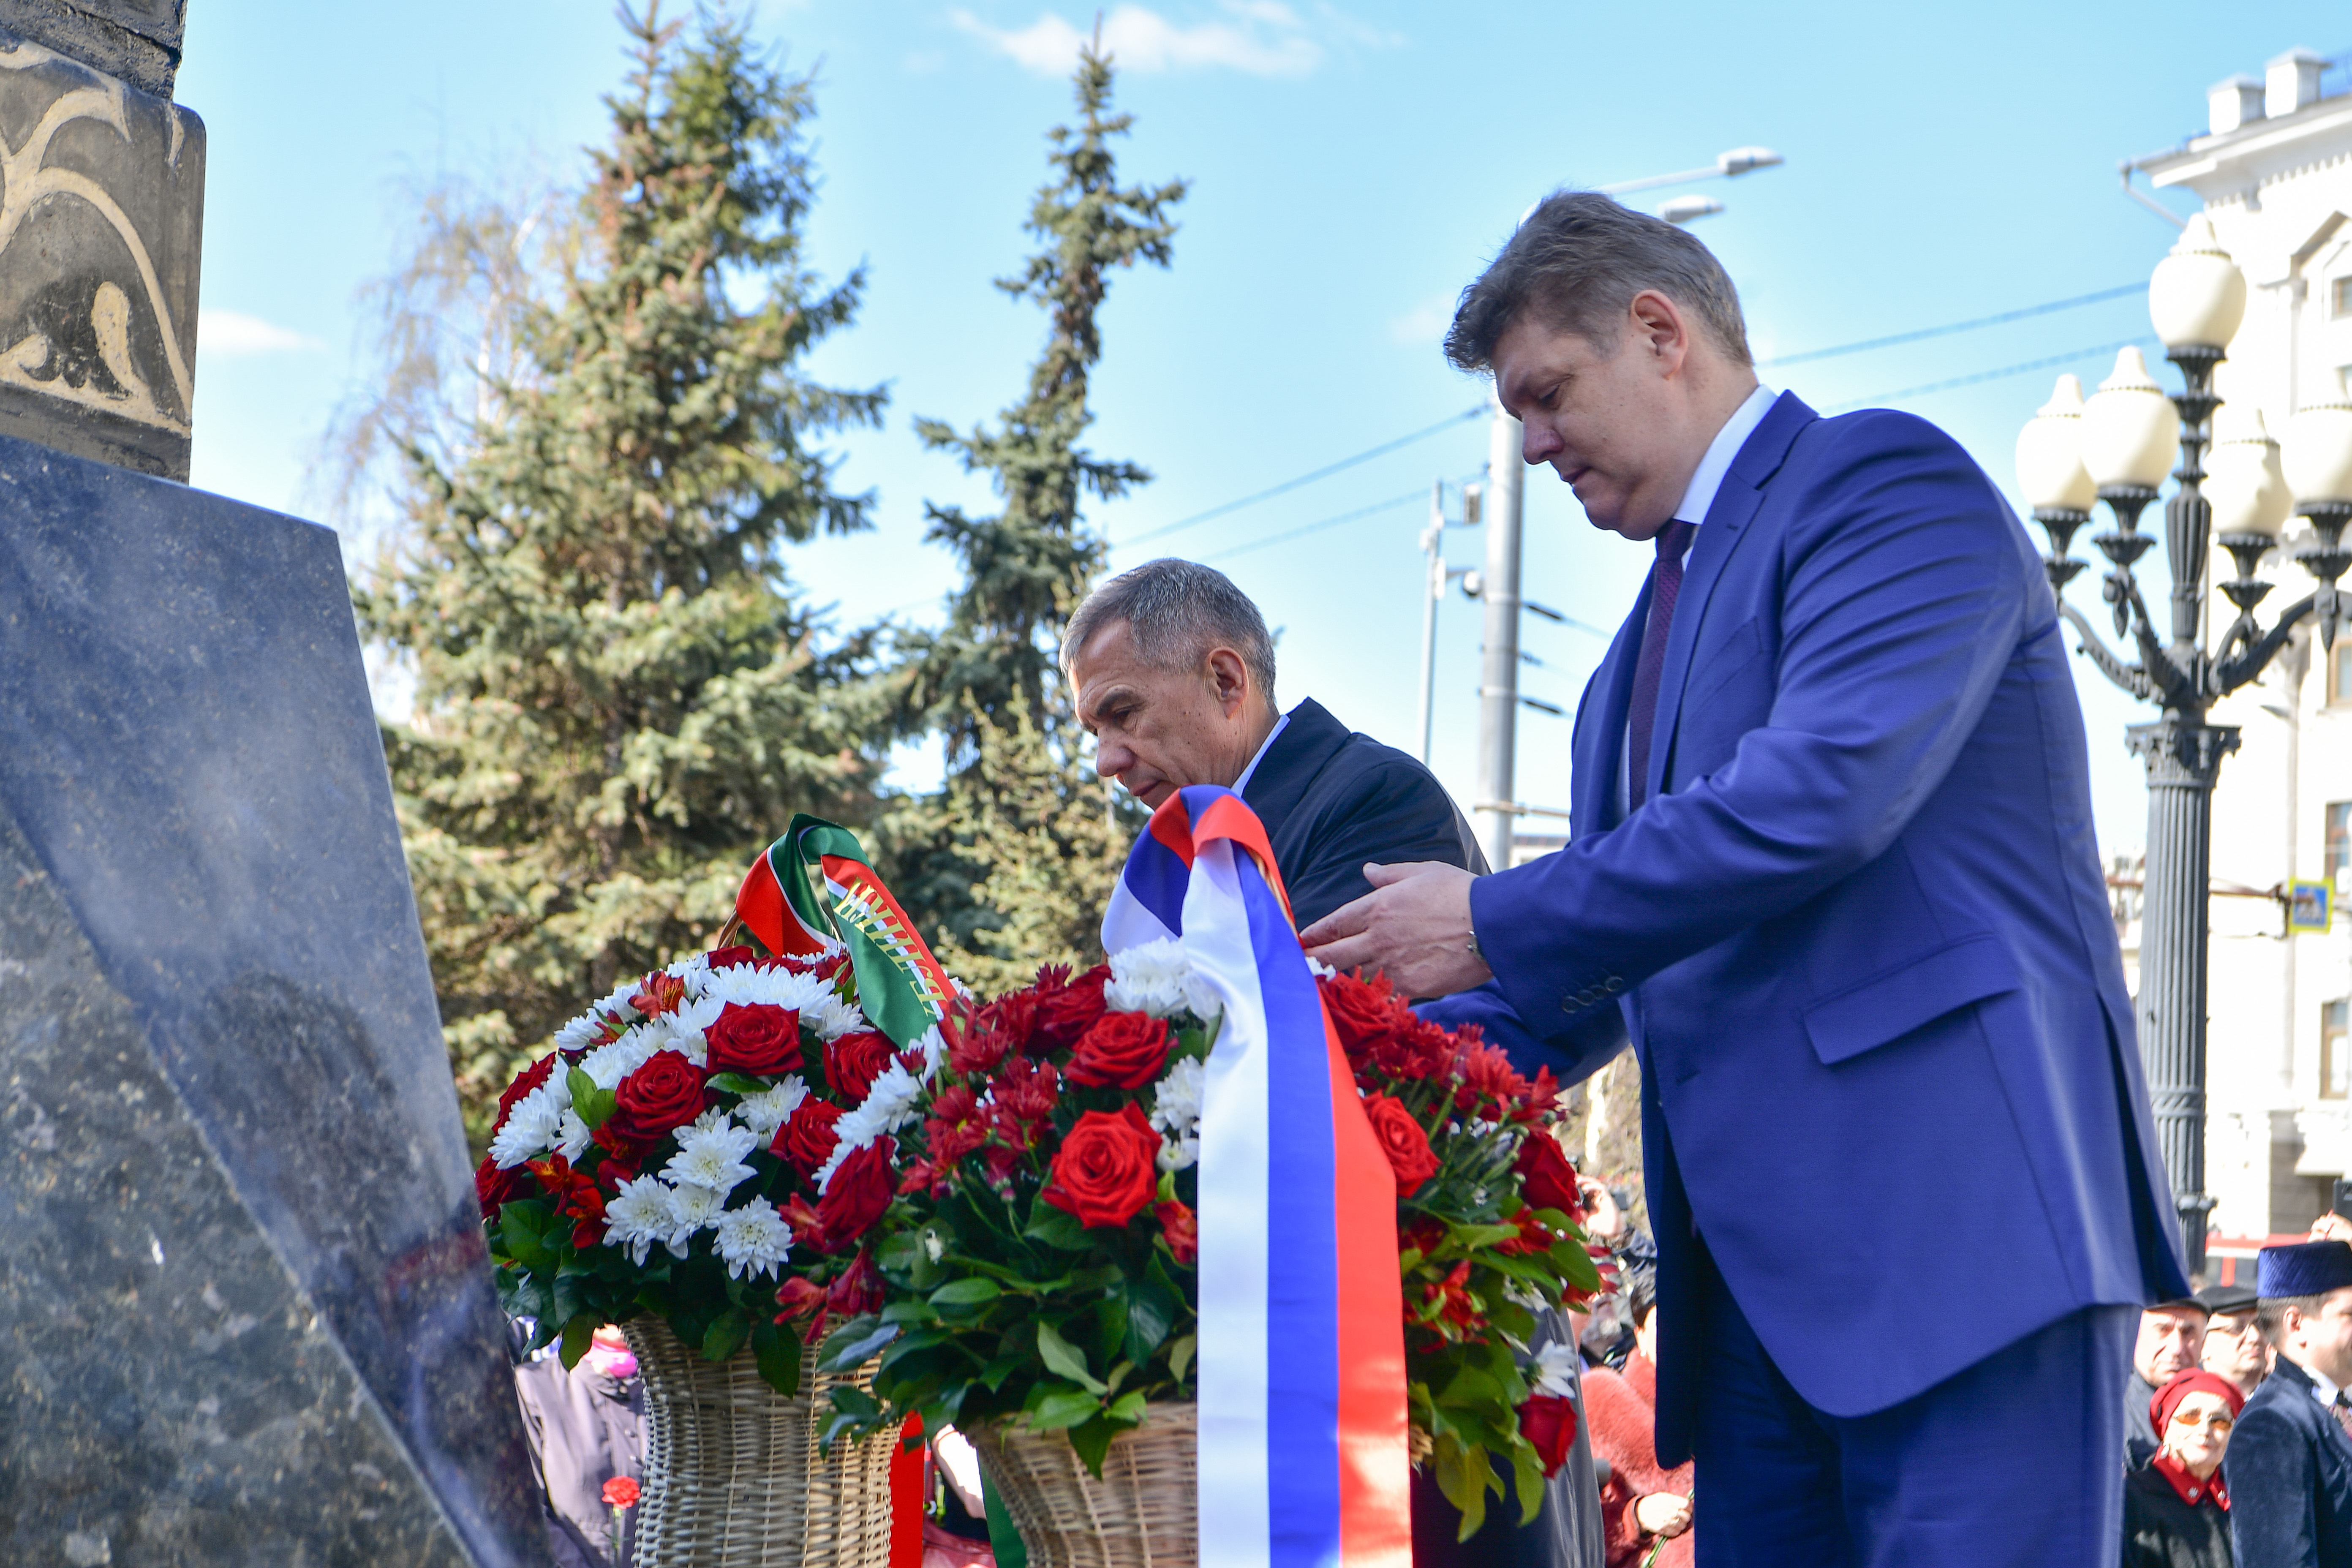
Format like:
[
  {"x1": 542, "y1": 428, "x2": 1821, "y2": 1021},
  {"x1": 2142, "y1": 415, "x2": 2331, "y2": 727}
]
[
  {"x1": 621, "y1": 1319, "x2": 898, "y2": 1568},
  {"x1": 967, "y1": 1402, "x2": 1197, "y2": 1568}
]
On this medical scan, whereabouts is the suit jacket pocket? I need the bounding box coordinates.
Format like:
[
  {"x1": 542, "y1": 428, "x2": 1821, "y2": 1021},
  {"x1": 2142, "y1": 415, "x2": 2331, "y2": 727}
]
[{"x1": 1800, "y1": 934, "x2": 2024, "y2": 1066}]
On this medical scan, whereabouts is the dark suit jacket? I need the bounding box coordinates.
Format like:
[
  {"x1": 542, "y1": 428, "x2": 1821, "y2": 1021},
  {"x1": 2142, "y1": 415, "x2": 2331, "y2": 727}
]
[
  {"x1": 2230, "y1": 1355, "x2": 2352, "y2": 1568},
  {"x1": 1241, "y1": 697, "x2": 1488, "y2": 931},
  {"x1": 1422, "y1": 393, "x2": 2186, "y2": 1464}
]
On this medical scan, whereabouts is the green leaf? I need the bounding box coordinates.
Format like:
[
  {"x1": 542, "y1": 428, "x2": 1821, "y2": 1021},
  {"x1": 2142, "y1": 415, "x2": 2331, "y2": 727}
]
[
  {"x1": 566, "y1": 1067, "x2": 598, "y2": 1110},
  {"x1": 1067, "y1": 1412, "x2": 1119, "y2": 1477},
  {"x1": 930, "y1": 1277, "x2": 1004, "y2": 1308},
  {"x1": 1034, "y1": 1318, "x2": 1106, "y2": 1394},
  {"x1": 751, "y1": 1317, "x2": 802, "y2": 1396},
  {"x1": 707, "y1": 1072, "x2": 770, "y2": 1095},
  {"x1": 819, "y1": 1316, "x2": 901, "y2": 1374},
  {"x1": 1104, "y1": 1390, "x2": 1148, "y2": 1425},
  {"x1": 1022, "y1": 1202, "x2": 1092, "y2": 1252},
  {"x1": 1122, "y1": 1281, "x2": 1175, "y2": 1365},
  {"x1": 500, "y1": 1200, "x2": 558, "y2": 1271},
  {"x1": 978, "y1": 1353, "x2": 1026, "y2": 1391},
  {"x1": 558, "y1": 1315, "x2": 596, "y2": 1371},
  {"x1": 701, "y1": 1306, "x2": 752, "y2": 1363},
  {"x1": 1031, "y1": 1386, "x2": 1102, "y2": 1429},
  {"x1": 882, "y1": 1300, "x2": 942, "y2": 1326},
  {"x1": 1166, "y1": 1334, "x2": 1196, "y2": 1385},
  {"x1": 877, "y1": 1229, "x2": 923, "y2": 1274}
]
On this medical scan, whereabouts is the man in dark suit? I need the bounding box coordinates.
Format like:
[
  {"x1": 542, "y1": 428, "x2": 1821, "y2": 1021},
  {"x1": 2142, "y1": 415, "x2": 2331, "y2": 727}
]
[
  {"x1": 1301, "y1": 192, "x2": 2185, "y2": 1565},
  {"x1": 2231, "y1": 1241, "x2": 2352, "y2": 1568},
  {"x1": 1062, "y1": 558, "x2": 1600, "y2": 1568},
  {"x1": 1061, "y1": 557, "x2": 1488, "y2": 929}
]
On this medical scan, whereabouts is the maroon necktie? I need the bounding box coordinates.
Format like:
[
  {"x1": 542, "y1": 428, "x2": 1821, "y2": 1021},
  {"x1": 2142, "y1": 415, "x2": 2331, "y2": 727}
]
[{"x1": 1625, "y1": 521, "x2": 1697, "y2": 811}]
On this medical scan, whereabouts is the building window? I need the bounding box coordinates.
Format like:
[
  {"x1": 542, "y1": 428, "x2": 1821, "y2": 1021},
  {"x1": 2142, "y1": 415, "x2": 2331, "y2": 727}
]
[
  {"x1": 2332, "y1": 803, "x2": 2352, "y2": 883},
  {"x1": 2335, "y1": 277, "x2": 2352, "y2": 318},
  {"x1": 2328, "y1": 1002, "x2": 2352, "y2": 1099},
  {"x1": 2332, "y1": 641, "x2": 2352, "y2": 705}
]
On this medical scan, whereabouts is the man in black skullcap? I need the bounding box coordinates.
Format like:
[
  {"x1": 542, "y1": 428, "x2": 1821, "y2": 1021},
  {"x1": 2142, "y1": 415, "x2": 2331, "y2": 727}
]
[{"x1": 2230, "y1": 1241, "x2": 2352, "y2": 1567}]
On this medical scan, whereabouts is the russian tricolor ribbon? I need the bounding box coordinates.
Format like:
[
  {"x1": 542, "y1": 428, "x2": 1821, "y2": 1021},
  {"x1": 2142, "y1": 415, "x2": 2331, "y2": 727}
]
[
  {"x1": 733, "y1": 814, "x2": 960, "y2": 1051},
  {"x1": 1104, "y1": 787, "x2": 1411, "y2": 1568}
]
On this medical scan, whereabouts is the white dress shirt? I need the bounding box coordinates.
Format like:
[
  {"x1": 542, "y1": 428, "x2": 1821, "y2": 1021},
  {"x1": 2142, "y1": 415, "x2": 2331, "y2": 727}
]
[
  {"x1": 2303, "y1": 1356, "x2": 2347, "y2": 1417},
  {"x1": 1614, "y1": 384, "x2": 1778, "y2": 817},
  {"x1": 1233, "y1": 708, "x2": 1290, "y2": 796}
]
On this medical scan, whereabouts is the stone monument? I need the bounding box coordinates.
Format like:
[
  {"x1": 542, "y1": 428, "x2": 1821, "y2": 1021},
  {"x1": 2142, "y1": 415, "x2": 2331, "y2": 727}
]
[{"x1": 0, "y1": 7, "x2": 551, "y2": 1565}]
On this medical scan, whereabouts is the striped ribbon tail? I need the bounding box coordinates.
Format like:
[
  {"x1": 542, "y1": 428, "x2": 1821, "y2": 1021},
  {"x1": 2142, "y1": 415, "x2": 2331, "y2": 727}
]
[
  {"x1": 732, "y1": 814, "x2": 961, "y2": 1051},
  {"x1": 1105, "y1": 787, "x2": 1410, "y2": 1568}
]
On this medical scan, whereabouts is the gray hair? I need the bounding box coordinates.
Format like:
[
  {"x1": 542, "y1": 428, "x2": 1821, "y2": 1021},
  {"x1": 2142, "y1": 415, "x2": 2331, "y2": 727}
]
[
  {"x1": 1444, "y1": 191, "x2": 1752, "y2": 373},
  {"x1": 1062, "y1": 558, "x2": 1277, "y2": 711}
]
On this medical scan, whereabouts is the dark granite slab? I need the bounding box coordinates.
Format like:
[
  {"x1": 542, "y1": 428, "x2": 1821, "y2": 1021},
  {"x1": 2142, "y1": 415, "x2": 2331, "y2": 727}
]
[
  {"x1": 0, "y1": 0, "x2": 184, "y2": 99},
  {"x1": 0, "y1": 432, "x2": 548, "y2": 1567},
  {"x1": 0, "y1": 28, "x2": 203, "y2": 479}
]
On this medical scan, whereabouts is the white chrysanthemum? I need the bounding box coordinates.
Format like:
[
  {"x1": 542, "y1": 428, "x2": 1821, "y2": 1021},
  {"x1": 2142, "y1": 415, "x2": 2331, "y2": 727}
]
[
  {"x1": 603, "y1": 1175, "x2": 673, "y2": 1266},
  {"x1": 914, "y1": 1025, "x2": 946, "y2": 1078},
  {"x1": 1504, "y1": 1277, "x2": 1552, "y2": 1314},
  {"x1": 553, "y1": 1011, "x2": 606, "y2": 1053},
  {"x1": 1157, "y1": 1133, "x2": 1199, "y2": 1173},
  {"x1": 489, "y1": 1077, "x2": 570, "y2": 1169},
  {"x1": 596, "y1": 982, "x2": 643, "y2": 1023},
  {"x1": 640, "y1": 1015, "x2": 708, "y2": 1070},
  {"x1": 735, "y1": 1076, "x2": 808, "y2": 1140},
  {"x1": 1530, "y1": 1341, "x2": 1579, "y2": 1398},
  {"x1": 803, "y1": 991, "x2": 866, "y2": 1043},
  {"x1": 1148, "y1": 1056, "x2": 1203, "y2": 1138},
  {"x1": 662, "y1": 1183, "x2": 728, "y2": 1255},
  {"x1": 672, "y1": 990, "x2": 727, "y2": 1041},
  {"x1": 555, "y1": 1108, "x2": 593, "y2": 1164},
  {"x1": 714, "y1": 1203, "x2": 795, "y2": 1280},
  {"x1": 1106, "y1": 937, "x2": 1191, "y2": 1017},
  {"x1": 581, "y1": 1030, "x2": 658, "y2": 1091},
  {"x1": 667, "y1": 951, "x2": 713, "y2": 995},
  {"x1": 664, "y1": 1118, "x2": 760, "y2": 1195},
  {"x1": 1303, "y1": 954, "x2": 1337, "y2": 980},
  {"x1": 1180, "y1": 971, "x2": 1224, "y2": 1024}
]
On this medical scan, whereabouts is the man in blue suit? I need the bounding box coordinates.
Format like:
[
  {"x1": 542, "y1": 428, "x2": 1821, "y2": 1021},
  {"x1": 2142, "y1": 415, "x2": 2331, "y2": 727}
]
[
  {"x1": 1301, "y1": 192, "x2": 2187, "y2": 1565},
  {"x1": 2230, "y1": 1241, "x2": 2352, "y2": 1567}
]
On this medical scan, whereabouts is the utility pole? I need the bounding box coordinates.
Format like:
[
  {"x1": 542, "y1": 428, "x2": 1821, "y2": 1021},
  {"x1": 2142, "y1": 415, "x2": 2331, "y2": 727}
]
[
  {"x1": 1417, "y1": 480, "x2": 1444, "y2": 762},
  {"x1": 1474, "y1": 402, "x2": 1525, "y2": 871}
]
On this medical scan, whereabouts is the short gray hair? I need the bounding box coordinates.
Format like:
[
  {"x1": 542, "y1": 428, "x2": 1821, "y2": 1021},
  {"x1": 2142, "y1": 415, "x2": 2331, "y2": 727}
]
[
  {"x1": 1062, "y1": 558, "x2": 1277, "y2": 710},
  {"x1": 1444, "y1": 191, "x2": 1752, "y2": 373}
]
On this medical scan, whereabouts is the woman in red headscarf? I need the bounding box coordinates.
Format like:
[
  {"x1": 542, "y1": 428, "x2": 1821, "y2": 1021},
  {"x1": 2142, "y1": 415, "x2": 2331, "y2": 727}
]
[{"x1": 2123, "y1": 1368, "x2": 2246, "y2": 1568}]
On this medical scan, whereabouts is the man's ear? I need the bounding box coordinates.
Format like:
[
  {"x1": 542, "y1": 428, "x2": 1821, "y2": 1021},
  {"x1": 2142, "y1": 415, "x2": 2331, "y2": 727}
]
[
  {"x1": 1629, "y1": 289, "x2": 1688, "y2": 374},
  {"x1": 1206, "y1": 647, "x2": 1250, "y2": 716}
]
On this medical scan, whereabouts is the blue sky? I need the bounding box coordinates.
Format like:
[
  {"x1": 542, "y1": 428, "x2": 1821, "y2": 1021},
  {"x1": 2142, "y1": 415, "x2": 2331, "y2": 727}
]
[{"x1": 176, "y1": 2, "x2": 2350, "y2": 857}]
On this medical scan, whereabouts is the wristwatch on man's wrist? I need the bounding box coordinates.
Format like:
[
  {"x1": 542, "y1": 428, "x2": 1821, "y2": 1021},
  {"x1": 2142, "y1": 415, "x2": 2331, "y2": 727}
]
[{"x1": 1465, "y1": 926, "x2": 1483, "y2": 961}]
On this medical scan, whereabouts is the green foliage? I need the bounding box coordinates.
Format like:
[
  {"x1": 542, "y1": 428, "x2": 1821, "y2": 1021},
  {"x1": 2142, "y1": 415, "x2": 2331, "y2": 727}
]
[
  {"x1": 354, "y1": 4, "x2": 891, "y2": 1143},
  {"x1": 879, "y1": 40, "x2": 1182, "y2": 983}
]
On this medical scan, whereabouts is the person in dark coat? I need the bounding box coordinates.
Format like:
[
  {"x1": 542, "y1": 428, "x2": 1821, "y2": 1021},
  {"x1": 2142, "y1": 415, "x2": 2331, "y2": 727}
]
[
  {"x1": 2228, "y1": 1241, "x2": 2352, "y2": 1568},
  {"x1": 2124, "y1": 1369, "x2": 2243, "y2": 1568},
  {"x1": 1062, "y1": 558, "x2": 1595, "y2": 1568},
  {"x1": 513, "y1": 1324, "x2": 645, "y2": 1568},
  {"x1": 2132, "y1": 1298, "x2": 2214, "y2": 1459},
  {"x1": 1063, "y1": 556, "x2": 1488, "y2": 931}
]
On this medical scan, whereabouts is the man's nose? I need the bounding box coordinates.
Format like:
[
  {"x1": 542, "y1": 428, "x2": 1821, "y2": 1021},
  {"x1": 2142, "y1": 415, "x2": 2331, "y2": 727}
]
[
  {"x1": 1521, "y1": 422, "x2": 1562, "y2": 465},
  {"x1": 1093, "y1": 739, "x2": 1127, "y2": 778}
]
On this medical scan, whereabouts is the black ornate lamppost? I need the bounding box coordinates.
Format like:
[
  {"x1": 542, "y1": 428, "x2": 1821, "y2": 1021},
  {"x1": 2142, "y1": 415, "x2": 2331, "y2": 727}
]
[{"x1": 2016, "y1": 212, "x2": 2352, "y2": 1279}]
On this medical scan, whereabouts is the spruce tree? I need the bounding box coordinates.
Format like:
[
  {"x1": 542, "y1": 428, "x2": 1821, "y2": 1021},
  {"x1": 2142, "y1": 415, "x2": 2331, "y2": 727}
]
[
  {"x1": 883, "y1": 41, "x2": 1185, "y2": 991},
  {"x1": 356, "y1": 4, "x2": 888, "y2": 1141}
]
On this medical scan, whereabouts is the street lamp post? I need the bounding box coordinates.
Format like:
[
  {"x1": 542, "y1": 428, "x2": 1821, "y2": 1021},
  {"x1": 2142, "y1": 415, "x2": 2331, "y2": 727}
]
[{"x1": 2017, "y1": 212, "x2": 2352, "y2": 1279}]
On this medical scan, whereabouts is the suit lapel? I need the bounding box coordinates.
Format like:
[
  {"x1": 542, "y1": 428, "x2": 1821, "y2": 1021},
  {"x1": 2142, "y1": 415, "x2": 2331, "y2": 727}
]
[
  {"x1": 1642, "y1": 392, "x2": 1818, "y2": 806},
  {"x1": 1572, "y1": 585, "x2": 1649, "y2": 836}
]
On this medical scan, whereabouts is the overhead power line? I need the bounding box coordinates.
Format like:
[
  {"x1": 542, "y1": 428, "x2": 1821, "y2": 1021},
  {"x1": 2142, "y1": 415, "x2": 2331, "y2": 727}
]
[
  {"x1": 1761, "y1": 283, "x2": 2145, "y2": 368},
  {"x1": 1824, "y1": 336, "x2": 2156, "y2": 414},
  {"x1": 1203, "y1": 469, "x2": 1486, "y2": 565},
  {"x1": 1120, "y1": 405, "x2": 1485, "y2": 547}
]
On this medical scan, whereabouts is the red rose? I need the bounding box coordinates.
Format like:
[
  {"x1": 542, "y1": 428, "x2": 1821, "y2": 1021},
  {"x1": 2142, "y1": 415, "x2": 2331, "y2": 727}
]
[
  {"x1": 602, "y1": 1476, "x2": 641, "y2": 1509},
  {"x1": 1517, "y1": 1393, "x2": 1578, "y2": 1477},
  {"x1": 827, "y1": 1030, "x2": 895, "y2": 1101},
  {"x1": 1321, "y1": 972, "x2": 1410, "y2": 1059},
  {"x1": 706, "y1": 946, "x2": 759, "y2": 971},
  {"x1": 1362, "y1": 1093, "x2": 1440, "y2": 1196},
  {"x1": 1042, "y1": 1104, "x2": 1161, "y2": 1229},
  {"x1": 775, "y1": 1100, "x2": 846, "y2": 1179},
  {"x1": 814, "y1": 1137, "x2": 897, "y2": 1250},
  {"x1": 1034, "y1": 965, "x2": 1111, "y2": 1048},
  {"x1": 606, "y1": 1050, "x2": 709, "y2": 1143},
  {"x1": 493, "y1": 1054, "x2": 558, "y2": 1134},
  {"x1": 476, "y1": 1155, "x2": 528, "y2": 1220},
  {"x1": 1514, "y1": 1130, "x2": 1582, "y2": 1219},
  {"x1": 1155, "y1": 1199, "x2": 1198, "y2": 1265},
  {"x1": 1066, "y1": 1011, "x2": 1173, "y2": 1090},
  {"x1": 705, "y1": 1002, "x2": 803, "y2": 1077}
]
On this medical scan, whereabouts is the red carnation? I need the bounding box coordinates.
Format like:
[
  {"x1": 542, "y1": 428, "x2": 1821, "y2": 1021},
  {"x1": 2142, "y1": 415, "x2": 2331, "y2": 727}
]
[
  {"x1": 814, "y1": 1138, "x2": 897, "y2": 1250},
  {"x1": 827, "y1": 1029, "x2": 896, "y2": 1101},
  {"x1": 992, "y1": 1056, "x2": 1060, "y2": 1127},
  {"x1": 953, "y1": 990, "x2": 1037, "y2": 1075},
  {"x1": 1042, "y1": 1104, "x2": 1161, "y2": 1229},
  {"x1": 705, "y1": 1002, "x2": 803, "y2": 1077},
  {"x1": 1066, "y1": 1011, "x2": 1173, "y2": 1090},
  {"x1": 1155, "y1": 1199, "x2": 1198, "y2": 1265},
  {"x1": 602, "y1": 1476, "x2": 641, "y2": 1510},
  {"x1": 775, "y1": 1099, "x2": 846, "y2": 1179},
  {"x1": 476, "y1": 1155, "x2": 528, "y2": 1220},
  {"x1": 1034, "y1": 964, "x2": 1111, "y2": 1048},
  {"x1": 1517, "y1": 1393, "x2": 1578, "y2": 1477},
  {"x1": 1461, "y1": 1042, "x2": 1536, "y2": 1111},
  {"x1": 606, "y1": 1050, "x2": 709, "y2": 1143},
  {"x1": 493, "y1": 1054, "x2": 558, "y2": 1135},
  {"x1": 1362, "y1": 1093, "x2": 1440, "y2": 1196},
  {"x1": 1374, "y1": 1017, "x2": 1459, "y2": 1083},
  {"x1": 1513, "y1": 1130, "x2": 1583, "y2": 1219}
]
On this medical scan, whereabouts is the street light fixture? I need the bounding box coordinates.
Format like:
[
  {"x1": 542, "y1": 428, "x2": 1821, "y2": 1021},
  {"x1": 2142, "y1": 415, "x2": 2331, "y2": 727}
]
[
  {"x1": 2020, "y1": 210, "x2": 2352, "y2": 1277},
  {"x1": 1657, "y1": 195, "x2": 1725, "y2": 226},
  {"x1": 1595, "y1": 146, "x2": 1785, "y2": 194}
]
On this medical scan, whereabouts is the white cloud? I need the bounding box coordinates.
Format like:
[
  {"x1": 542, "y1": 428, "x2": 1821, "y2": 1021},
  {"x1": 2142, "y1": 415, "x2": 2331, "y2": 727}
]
[
  {"x1": 198, "y1": 310, "x2": 322, "y2": 357},
  {"x1": 952, "y1": 2, "x2": 1328, "y2": 77}
]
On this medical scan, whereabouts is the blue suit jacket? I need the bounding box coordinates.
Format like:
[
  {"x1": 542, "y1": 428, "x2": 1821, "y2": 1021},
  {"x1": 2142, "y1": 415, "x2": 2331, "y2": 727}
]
[
  {"x1": 1425, "y1": 392, "x2": 2187, "y2": 1464},
  {"x1": 2229, "y1": 1356, "x2": 2352, "y2": 1568}
]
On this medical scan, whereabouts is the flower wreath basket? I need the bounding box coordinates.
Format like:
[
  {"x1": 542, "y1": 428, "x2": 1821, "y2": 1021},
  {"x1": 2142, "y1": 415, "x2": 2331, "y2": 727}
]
[{"x1": 477, "y1": 817, "x2": 972, "y2": 1568}]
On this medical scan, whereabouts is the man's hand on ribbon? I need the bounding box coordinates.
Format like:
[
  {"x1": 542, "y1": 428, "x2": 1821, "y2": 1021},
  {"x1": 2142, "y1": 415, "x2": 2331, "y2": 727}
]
[{"x1": 1298, "y1": 860, "x2": 1492, "y2": 999}]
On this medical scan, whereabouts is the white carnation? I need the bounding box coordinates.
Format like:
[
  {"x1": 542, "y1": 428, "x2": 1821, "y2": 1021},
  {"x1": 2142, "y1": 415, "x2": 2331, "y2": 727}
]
[
  {"x1": 603, "y1": 1175, "x2": 673, "y2": 1266},
  {"x1": 664, "y1": 1118, "x2": 760, "y2": 1195},
  {"x1": 735, "y1": 1076, "x2": 809, "y2": 1139},
  {"x1": 1530, "y1": 1341, "x2": 1579, "y2": 1398},
  {"x1": 714, "y1": 1203, "x2": 795, "y2": 1280}
]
